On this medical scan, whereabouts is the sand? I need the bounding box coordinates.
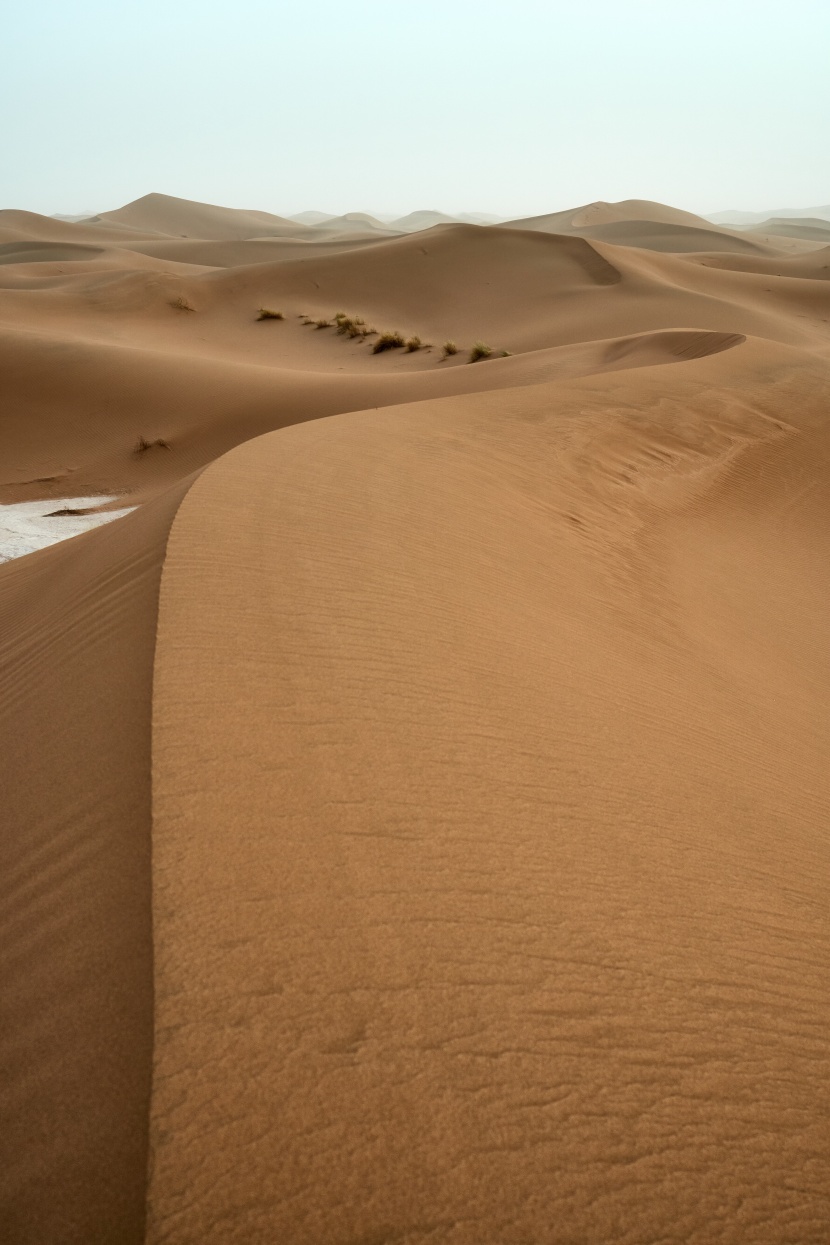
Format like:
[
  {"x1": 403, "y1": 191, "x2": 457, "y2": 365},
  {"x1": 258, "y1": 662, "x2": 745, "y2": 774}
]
[{"x1": 1, "y1": 194, "x2": 828, "y2": 1244}]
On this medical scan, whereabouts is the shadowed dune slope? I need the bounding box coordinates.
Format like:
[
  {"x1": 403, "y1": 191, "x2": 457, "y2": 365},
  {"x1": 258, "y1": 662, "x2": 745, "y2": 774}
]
[
  {"x1": 0, "y1": 479, "x2": 193, "y2": 1245},
  {"x1": 145, "y1": 346, "x2": 830, "y2": 1243}
]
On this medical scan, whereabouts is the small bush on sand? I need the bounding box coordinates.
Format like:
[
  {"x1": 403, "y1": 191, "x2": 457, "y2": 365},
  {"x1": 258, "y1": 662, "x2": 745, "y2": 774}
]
[
  {"x1": 405, "y1": 335, "x2": 422, "y2": 352},
  {"x1": 170, "y1": 295, "x2": 195, "y2": 312},
  {"x1": 335, "y1": 313, "x2": 370, "y2": 338},
  {"x1": 469, "y1": 341, "x2": 493, "y2": 363},
  {"x1": 441, "y1": 340, "x2": 458, "y2": 358},
  {"x1": 314, "y1": 318, "x2": 332, "y2": 329},
  {"x1": 257, "y1": 308, "x2": 284, "y2": 320},
  {"x1": 372, "y1": 330, "x2": 406, "y2": 354},
  {"x1": 135, "y1": 436, "x2": 171, "y2": 454}
]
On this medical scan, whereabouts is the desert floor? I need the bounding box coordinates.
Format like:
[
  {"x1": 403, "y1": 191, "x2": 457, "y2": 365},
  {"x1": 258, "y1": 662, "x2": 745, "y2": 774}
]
[{"x1": 1, "y1": 194, "x2": 829, "y2": 1244}]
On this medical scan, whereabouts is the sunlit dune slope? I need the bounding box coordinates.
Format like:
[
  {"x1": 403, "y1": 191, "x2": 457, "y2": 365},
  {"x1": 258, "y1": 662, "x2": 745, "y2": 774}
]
[{"x1": 144, "y1": 347, "x2": 830, "y2": 1242}]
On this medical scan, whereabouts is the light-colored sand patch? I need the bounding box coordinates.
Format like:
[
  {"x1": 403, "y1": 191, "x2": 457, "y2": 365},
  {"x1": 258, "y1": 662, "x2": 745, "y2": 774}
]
[{"x1": 0, "y1": 497, "x2": 136, "y2": 562}]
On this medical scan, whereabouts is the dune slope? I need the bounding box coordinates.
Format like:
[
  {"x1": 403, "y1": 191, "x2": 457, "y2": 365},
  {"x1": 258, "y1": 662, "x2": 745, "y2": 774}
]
[
  {"x1": 145, "y1": 347, "x2": 830, "y2": 1243},
  {"x1": 0, "y1": 481, "x2": 193, "y2": 1245}
]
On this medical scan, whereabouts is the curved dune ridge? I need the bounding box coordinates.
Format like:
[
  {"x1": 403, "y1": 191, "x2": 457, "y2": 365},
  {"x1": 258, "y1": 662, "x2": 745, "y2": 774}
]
[{"x1": 1, "y1": 195, "x2": 829, "y2": 1243}]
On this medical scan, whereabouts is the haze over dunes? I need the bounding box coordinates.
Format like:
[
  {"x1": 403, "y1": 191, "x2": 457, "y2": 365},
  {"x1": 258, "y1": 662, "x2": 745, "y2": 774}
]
[{"x1": 2, "y1": 190, "x2": 829, "y2": 1245}]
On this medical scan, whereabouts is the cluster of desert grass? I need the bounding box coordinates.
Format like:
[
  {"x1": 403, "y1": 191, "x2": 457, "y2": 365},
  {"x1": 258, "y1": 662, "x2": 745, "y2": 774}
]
[
  {"x1": 372, "y1": 330, "x2": 429, "y2": 354},
  {"x1": 254, "y1": 307, "x2": 509, "y2": 362},
  {"x1": 170, "y1": 298, "x2": 507, "y2": 363}
]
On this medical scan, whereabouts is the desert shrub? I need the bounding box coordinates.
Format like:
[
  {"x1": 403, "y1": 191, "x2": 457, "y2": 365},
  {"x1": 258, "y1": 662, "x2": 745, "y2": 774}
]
[
  {"x1": 501, "y1": 349, "x2": 513, "y2": 357},
  {"x1": 372, "y1": 330, "x2": 405, "y2": 354},
  {"x1": 314, "y1": 318, "x2": 332, "y2": 329},
  {"x1": 134, "y1": 436, "x2": 171, "y2": 453},
  {"x1": 257, "y1": 307, "x2": 284, "y2": 320},
  {"x1": 469, "y1": 341, "x2": 493, "y2": 362},
  {"x1": 441, "y1": 340, "x2": 458, "y2": 358},
  {"x1": 170, "y1": 295, "x2": 195, "y2": 312},
  {"x1": 405, "y1": 335, "x2": 422, "y2": 352},
  {"x1": 334, "y1": 313, "x2": 369, "y2": 337}
]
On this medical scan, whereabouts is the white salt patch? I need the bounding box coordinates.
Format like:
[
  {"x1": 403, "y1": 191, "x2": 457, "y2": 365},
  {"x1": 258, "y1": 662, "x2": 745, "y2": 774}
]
[{"x1": 0, "y1": 496, "x2": 136, "y2": 563}]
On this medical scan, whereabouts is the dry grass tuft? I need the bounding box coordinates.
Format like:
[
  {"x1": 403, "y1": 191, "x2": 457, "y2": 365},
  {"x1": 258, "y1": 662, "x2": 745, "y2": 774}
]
[
  {"x1": 170, "y1": 295, "x2": 195, "y2": 312},
  {"x1": 257, "y1": 308, "x2": 284, "y2": 320},
  {"x1": 469, "y1": 341, "x2": 493, "y2": 363},
  {"x1": 441, "y1": 340, "x2": 458, "y2": 359},
  {"x1": 134, "y1": 436, "x2": 171, "y2": 454},
  {"x1": 372, "y1": 330, "x2": 406, "y2": 354},
  {"x1": 314, "y1": 318, "x2": 332, "y2": 329},
  {"x1": 405, "y1": 336, "x2": 423, "y2": 352}
]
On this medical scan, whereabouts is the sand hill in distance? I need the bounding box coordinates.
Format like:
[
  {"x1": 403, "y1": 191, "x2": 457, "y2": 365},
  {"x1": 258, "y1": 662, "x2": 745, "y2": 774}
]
[{"x1": 1, "y1": 189, "x2": 829, "y2": 1245}]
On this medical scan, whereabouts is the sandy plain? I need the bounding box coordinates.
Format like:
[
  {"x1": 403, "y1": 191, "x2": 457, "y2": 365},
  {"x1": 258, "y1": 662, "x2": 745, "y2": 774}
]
[{"x1": 1, "y1": 193, "x2": 828, "y2": 1244}]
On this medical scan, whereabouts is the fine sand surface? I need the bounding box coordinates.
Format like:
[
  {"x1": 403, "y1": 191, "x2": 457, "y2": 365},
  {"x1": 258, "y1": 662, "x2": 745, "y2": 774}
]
[{"x1": 1, "y1": 195, "x2": 828, "y2": 1244}]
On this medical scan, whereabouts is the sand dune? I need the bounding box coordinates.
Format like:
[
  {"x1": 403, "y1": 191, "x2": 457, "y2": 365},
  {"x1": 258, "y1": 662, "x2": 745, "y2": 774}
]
[
  {"x1": 503, "y1": 199, "x2": 781, "y2": 254},
  {"x1": 749, "y1": 217, "x2": 830, "y2": 243},
  {"x1": 89, "y1": 192, "x2": 307, "y2": 240},
  {"x1": 2, "y1": 193, "x2": 829, "y2": 1243},
  {"x1": 506, "y1": 197, "x2": 714, "y2": 231}
]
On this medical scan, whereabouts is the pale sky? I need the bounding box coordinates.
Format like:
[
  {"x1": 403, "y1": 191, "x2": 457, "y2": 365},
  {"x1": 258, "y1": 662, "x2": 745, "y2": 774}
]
[{"x1": 4, "y1": 0, "x2": 829, "y2": 219}]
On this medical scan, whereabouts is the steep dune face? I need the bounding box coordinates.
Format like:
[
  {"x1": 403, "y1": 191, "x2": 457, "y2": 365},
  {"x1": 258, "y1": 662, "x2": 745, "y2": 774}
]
[{"x1": 2, "y1": 196, "x2": 830, "y2": 1243}]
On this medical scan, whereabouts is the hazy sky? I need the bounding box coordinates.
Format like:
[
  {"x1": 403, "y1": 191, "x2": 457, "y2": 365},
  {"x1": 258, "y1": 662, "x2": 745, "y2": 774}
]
[{"x1": 4, "y1": 0, "x2": 829, "y2": 218}]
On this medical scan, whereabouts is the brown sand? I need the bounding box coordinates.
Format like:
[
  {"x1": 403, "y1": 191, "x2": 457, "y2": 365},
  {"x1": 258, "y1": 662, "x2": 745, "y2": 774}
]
[{"x1": 1, "y1": 195, "x2": 828, "y2": 1243}]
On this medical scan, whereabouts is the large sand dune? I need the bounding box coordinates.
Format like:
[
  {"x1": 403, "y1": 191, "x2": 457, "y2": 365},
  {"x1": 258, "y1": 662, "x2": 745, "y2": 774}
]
[{"x1": 1, "y1": 193, "x2": 829, "y2": 1243}]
